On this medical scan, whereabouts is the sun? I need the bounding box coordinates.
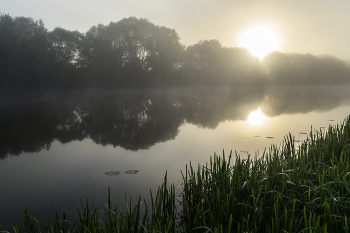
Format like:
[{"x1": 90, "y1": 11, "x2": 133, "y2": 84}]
[
  {"x1": 247, "y1": 108, "x2": 266, "y2": 125},
  {"x1": 240, "y1": 26, "x2": 279, "y2": 60}
]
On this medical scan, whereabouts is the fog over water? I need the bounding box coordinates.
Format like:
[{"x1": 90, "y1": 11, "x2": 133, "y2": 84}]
[
  {"x1": 1, "y1": 85, "x2": 350, "y2": 229},
  {"x1": 1, "y1": 9, "x2": 350, "y2": 231},
  {"x1": 1, "y1": 85, "x2": 350, "y2": 160}
]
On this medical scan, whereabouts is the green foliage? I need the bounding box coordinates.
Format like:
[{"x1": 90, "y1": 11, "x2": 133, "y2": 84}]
[{"x1": 181, "y1": 115, "x2": 350, "y2": 232}]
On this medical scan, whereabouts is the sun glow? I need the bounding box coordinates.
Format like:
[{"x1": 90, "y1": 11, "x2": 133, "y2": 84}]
[
  {"x1": 247, "y1": 108, "x2": 267, "y2": 125},
  {"x1": 240, "y1": 26, "x2": 279, "y2": 60}
]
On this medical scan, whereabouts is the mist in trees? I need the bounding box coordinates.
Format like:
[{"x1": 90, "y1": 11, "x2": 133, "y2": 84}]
[
  {"x1": 262, "y1": 52, "x2": 350, "y2": 85},
  {"x1": 0, "y1": 13, "x2": 350, "y2": 90}
]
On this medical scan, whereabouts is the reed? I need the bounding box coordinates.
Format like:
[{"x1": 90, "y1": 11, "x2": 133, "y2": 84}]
[
  {"x1": 181, "y1": 115, "x2": 350, "y2": 232},
  {"x1": 3, "y1": 173, "x2": 179, "y2": 233},
  {"x1": 1, "y1": 115, "x2": 350, "y2": 232}
]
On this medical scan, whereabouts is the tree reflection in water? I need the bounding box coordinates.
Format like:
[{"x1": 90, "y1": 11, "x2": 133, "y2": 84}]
[{"x1": 1, "y1": 85, "x2": 350, "y2": 159}]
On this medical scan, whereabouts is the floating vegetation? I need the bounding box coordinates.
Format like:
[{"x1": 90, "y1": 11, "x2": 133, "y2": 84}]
[
  {"x1": 293, "y1": 140, "x2": 300, "y2": 142},
  {"x1": 266, "y1": 136, "x2": 274, "y2": 138},
  {"x1": 320, "y1": 126, "x2": 326, "y2": 129},
  {"x1": 104, "y1": 170, "x2": 139, "y2": 175},
  {"x1": 254, "y1": 135, "x2": 261, "y2": 137},
  {"x1": 299, "y1": 132, "x2": 307, "y2": 134},
  {"x1": 125, "y1": 170, "x2": 139, "y2": 174},
  {"x1": 240, "y1": 150, "x2": 248, "y2": 153},
  {"x1": 104, "y1": 171, "x2": 120, "y2": 176},
  {"x1": 329, "y1": 119, "x2": 335, "y2": 121}
]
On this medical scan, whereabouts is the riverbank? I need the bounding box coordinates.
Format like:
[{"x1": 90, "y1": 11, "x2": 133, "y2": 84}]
[{"x1": 1, "y1": 115, "x2": 350, "y2": 233}]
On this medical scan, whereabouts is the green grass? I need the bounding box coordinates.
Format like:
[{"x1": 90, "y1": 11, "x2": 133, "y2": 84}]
[{"x1": 1, "y1": 115, "x2": 350, "y2": 232}]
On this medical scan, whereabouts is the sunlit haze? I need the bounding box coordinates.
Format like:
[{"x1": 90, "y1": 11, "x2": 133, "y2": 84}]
[
  {"x1": 1, "y1": 0, "x2": 350, "y2": 60},
  {"x1": 2, "y1": 0, "x2": 350, "y2": 230}
]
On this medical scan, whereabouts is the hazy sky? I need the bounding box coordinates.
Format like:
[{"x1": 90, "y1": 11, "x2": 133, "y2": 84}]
[{"x1": 1, "y1": 0, "x2": 350, "y2": 60}]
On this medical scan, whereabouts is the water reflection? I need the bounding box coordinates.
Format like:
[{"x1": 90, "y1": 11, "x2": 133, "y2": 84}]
[
  {"x1": 1, "y1": 85, "x2": 350, "y2": 159},
  {"x1": 260, "y1": 85, "x2": 350, "y2": 117},
  {"x1": 247, "y1": 108, "x2": 266, "y2": 125}
]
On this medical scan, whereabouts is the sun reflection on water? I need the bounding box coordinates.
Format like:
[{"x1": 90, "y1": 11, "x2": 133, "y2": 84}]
[{"x1": 247, "y1": 108, "x2": 267, "y2": 125}]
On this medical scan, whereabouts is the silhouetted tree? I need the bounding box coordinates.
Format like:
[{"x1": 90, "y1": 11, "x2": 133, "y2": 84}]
[
  {"x1": 78, "y1": 17, "x2": 184, "y2": 86},
  {"x1": 48, "y1": 27, "x2": 83, "y2": 67},
  {"x1": 1, "y1": 13, "x2": 350, "y2": 89},
  {"x1": 262, "y1": 52, "x2": 350, "y2": 84},
  {"x1": 182, "y1": 40, "x2": 263, "y2": 85},
  {"x1": 0, "y1": 14, "x2": 54, "y2": 89}
]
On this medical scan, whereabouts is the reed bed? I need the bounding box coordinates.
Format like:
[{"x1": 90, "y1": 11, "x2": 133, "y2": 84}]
[
  {"x1": 1, "y1": 116, "x2": 350, "y2": 233},
  {"x1": 181, "y1": 115, "x2": 350, "y2": 232}
]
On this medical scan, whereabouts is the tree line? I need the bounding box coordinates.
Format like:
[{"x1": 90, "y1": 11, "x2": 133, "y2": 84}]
[{"x1": 1, "y1": 13, "x2": 350, "y2": 90}]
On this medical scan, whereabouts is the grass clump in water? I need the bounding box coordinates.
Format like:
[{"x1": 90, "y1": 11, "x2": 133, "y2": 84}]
[{"x1": 1, "y1": 115, "x2": 350, "y2": 232}]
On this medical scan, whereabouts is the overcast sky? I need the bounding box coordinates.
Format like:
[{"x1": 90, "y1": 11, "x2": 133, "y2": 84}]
[{"x1": 1, "y1": 0, "x2": 349, "y2": 60}]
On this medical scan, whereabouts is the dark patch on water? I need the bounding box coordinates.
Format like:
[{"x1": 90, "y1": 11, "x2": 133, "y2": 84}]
[
  {"x1": 104, "y1": 171, "x2": 121, "y2": 176},
  {"x1": 125, "y1": 170, "x2": 139, "y2": 174}
]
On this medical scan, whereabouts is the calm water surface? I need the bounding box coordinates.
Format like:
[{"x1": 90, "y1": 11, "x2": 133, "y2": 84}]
[{"x1": 1, "y1": 85, "x2": 350, "y2": 229}]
